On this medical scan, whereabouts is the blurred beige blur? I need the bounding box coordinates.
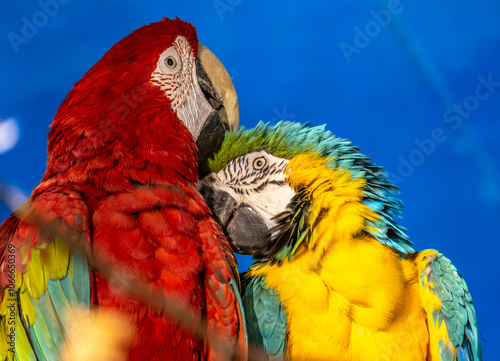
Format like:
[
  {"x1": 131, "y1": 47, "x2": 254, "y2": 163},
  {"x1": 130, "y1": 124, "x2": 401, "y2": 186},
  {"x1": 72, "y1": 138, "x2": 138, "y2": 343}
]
[{"x1": 62, "y1": 308, "x2": 134, "y2": 361}]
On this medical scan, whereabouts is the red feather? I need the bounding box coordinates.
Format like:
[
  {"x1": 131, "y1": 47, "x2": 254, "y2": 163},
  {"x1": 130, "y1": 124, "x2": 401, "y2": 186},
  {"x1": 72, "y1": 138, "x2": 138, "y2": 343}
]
[{"x1": 1, "y1": 17, "x2": 245, "y2": 360}]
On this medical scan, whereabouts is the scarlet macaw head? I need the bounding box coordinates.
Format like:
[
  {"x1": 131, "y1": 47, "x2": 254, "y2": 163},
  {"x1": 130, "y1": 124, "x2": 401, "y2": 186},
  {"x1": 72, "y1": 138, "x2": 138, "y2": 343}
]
[{"x1": 46, "y1": 17, "x2": 238, "y2": 180}]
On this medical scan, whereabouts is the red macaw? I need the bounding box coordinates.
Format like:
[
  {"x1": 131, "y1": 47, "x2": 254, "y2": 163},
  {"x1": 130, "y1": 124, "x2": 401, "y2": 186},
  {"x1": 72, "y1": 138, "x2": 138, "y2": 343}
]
[{"x1": 0, "y1": 18, "x2": 245, "y2": 361}]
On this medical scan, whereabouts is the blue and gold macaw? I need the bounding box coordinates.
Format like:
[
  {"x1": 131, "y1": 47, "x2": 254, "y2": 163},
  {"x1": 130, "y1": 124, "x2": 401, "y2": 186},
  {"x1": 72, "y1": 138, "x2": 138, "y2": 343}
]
[{"x1": 200, "y1": 121, "x2": 481, "y2": 361}]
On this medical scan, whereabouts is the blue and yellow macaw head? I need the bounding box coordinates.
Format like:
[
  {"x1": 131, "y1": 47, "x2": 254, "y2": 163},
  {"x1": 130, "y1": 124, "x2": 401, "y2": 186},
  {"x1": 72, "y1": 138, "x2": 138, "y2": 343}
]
[{"x1": 200, "y1": 121, "x2": 414, "y2": 264}]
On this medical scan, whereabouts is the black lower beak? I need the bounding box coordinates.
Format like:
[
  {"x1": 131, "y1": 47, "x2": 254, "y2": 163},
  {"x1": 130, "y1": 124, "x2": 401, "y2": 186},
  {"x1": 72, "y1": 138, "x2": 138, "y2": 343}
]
[
  {"x1": 199, "y1": 184, "x2": 270, "y2": 256},
  {"x1": 226, "y1": 204, "x2": 269, "y2": 255},
  {"x1": 196, "y1": 111, "x2": 228, "y2": 178}
]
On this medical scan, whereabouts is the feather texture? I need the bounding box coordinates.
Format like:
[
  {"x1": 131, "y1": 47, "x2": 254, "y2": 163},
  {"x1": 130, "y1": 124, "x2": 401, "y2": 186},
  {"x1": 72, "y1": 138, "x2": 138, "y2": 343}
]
[
  {"x1": 1, "y1": 17, "x2": 244, "y2": 361},
  {"x1": 242, "y1": 275, "x2": 287, "y2": 359},
  {"x1": 416, "y1": 250, "x2": 481, "y2": 361},
  {"x1": 205, "y1": 121, "x2": 481, "y2": 360},
  {"x1": 254, "y1": 188, "x2": 311, "y2": 266},
  {"x1": 209, "y1": 121, "x2": 413, "y2": 255}
]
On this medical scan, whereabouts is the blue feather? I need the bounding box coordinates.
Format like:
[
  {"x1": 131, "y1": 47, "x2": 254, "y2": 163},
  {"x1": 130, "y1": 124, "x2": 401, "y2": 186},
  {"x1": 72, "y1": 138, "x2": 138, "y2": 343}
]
[
  {"x1": 70, "y1": 249, "x2": 90, "y2": 306},
  {"x1": 243, "y1": 276, "x2": 287, "y2": 358},
  {"x1": 214, "y1": 121, "x2": 414, "y2": 255},
  {"x1": 21, "y1": 251, "x2": 91, "y2": 361},
  {"x1": 28, "y1": 293, "x2": 62, "y2": 361}
]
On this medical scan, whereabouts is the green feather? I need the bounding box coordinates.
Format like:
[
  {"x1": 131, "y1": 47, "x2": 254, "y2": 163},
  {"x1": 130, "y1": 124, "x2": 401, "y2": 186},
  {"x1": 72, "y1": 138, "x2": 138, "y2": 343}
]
[
  {"x1": 27, "y1": 294, "x2": 60, "y2": 361},
  {"x1": 252, "y1": 188, "x2": 312, "y2": 265},
  {"x1": 208, "y1": 121, "x2": 413, "y2": 256},
  {"x1": 242, "y1": 276, "x2": 287, "y2": 358},
  {"x1": 423, "y1": 252, "x2": 481, "y2": 360},
  {"x1": 229, "y1": 277, "x2": 247, "y2": 345},
  {"x1": 37, "y1": 291, "x2": 65, "y2": 353},
  {"x1": 14, "y1": 304, "x2": 37, "y2": 361},
  {"x1": 12, "y1": 248, "x2": 90, "y2": 361},
  {"x1": 70, "y1": 249, "x2": 90, "y2": 306},
  {"x1": 438, "y1": 340, "x2": 455, "y2": 361}
]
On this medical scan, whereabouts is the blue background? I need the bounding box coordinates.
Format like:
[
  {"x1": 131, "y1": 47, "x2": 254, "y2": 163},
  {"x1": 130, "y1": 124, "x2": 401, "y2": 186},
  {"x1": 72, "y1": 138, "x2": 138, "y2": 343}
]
[{"x1": 0, "y1": 1, "x2": 498, "y2": 358}]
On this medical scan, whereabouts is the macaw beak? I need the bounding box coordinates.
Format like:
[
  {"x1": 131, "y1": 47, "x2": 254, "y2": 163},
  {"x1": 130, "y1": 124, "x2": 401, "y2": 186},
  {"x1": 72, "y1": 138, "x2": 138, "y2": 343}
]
[
  {"x1": 199, "y1": 177, "x2": 270, "y2": 256},
  {"x1": 195, "y1": 43, "x2": 239, "y2": 177}
]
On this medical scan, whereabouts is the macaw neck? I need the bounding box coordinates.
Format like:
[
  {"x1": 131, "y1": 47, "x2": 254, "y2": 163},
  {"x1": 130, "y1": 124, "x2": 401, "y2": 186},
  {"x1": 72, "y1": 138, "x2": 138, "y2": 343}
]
[{"x1": 39, "y1": 85, "x2": 199, "y2": 193}]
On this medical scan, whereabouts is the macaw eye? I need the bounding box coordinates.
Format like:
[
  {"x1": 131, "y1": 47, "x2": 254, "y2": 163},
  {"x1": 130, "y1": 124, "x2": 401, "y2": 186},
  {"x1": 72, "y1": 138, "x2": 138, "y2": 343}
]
[
  {"x1": 158, "y1": 48, "x2": 181, "y2": 74},
  {"x1": 253, "y1": 157, "x2": 266, "y2": 170},
  {"x1": 164, "y1": 56, "x2": 177, "y2": 69}
]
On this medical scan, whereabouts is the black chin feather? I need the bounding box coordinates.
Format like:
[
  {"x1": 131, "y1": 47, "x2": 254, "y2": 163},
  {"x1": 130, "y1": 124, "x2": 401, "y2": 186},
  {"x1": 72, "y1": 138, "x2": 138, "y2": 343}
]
[{"x1": 254, "y1": 188, "x2": 313, "y2": 265}]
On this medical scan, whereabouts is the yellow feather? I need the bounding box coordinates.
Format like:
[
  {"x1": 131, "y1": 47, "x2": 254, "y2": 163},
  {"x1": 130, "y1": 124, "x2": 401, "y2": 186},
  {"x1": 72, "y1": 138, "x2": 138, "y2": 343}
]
[
  {"x1": 1, "y1": 288, "x2": 36, "y2": 361},
  {"x1": 0, "y1": 294, "x2": 15, "y2": 361},
  {"x1": 14, "y1": 306, "x2": 36, "y2": 361},
  {"x1": 415, "y1": 250, "x2": 455, "y2": 360},
  {"x1": 40, "y1": 237, "x2": 71, "y2": 280},
  {"x1": 19, "y1": 240, "x2": 31, "y2": 267},
  {"x1": 23, "y1": 249, "x2": 48, "y2": 300},
  {"x1": 19, "y1": 290, "x2": 37, "y2": 326},
  {"x1": 250, "y1": 153, "x2": 430, "y2": 360},
  {"x1": 0, "y1": 325, "x2": 9, "y2": 361}
]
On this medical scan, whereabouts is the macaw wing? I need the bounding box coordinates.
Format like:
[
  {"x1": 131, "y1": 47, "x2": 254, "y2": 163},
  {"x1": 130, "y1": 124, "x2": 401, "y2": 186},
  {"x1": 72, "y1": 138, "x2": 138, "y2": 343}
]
[
  {"x1": 0, "y1": 187, "x2": 91, "y2": 361},
  {"x1": 242, "y1": 275, "x2": 287, "y2": 360},
  {"x1": 416, "y1": 250, "x2": 481, "y2": 361},
  {"x1": 200, "y1": 217, "x2": 247, "y2": 361}
]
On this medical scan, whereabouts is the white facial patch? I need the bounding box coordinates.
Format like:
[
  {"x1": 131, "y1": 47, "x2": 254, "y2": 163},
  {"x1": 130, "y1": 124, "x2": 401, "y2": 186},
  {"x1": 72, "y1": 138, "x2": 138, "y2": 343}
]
[
  {"x1": 150, "y1": 36, "x2": 212, "y2": 140},
  {"x1": 205, "y1": 151, "x2": 296, "y2": 227}
]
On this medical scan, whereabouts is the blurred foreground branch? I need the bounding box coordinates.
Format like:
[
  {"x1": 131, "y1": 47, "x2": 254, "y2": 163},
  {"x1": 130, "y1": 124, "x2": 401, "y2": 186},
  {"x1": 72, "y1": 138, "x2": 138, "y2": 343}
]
[
  {"x1": 0, "y1": 181, "x2": 27, "y2": 212},
  {"x1": 13, "y1": 202, "x2": 277, "y2": 361}
]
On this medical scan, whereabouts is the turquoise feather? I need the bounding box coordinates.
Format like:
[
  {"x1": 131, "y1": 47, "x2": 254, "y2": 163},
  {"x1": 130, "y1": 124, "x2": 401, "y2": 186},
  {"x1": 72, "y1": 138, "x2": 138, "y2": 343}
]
[
  {"x1": 27, "y1": 293, "x2": 61, "y2": 361},
  {"x1": 229, "y1": 277, "x2": 248, "y2": 347},
  {"x1": 209, "y1": 121, "x2": 414, "y2": 256},
  {"x1": 209, "y1": 121, "x2": 481, "y2": 360},
  {"x1": 70, "y1": 249, "x2": 90, "y2": 306},
  {"x1": 424, "y1": 253, "x2": 481, "y2": 361},
  {"x1": 57, "y1": 275, "x2": 79, "y2": 307},
  {"x1": 19, "y1": 251, "x2": 90, "y2": 361},
  {"x1": 242, "y1": 276, "x2": 287, "y2": 359}
]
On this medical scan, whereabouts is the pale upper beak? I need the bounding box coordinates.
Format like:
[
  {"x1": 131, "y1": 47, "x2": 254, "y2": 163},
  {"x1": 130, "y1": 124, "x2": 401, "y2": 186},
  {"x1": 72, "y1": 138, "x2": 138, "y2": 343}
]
[{"x1": 195, "y1": 43, "x2": 239, "y2": 177}]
